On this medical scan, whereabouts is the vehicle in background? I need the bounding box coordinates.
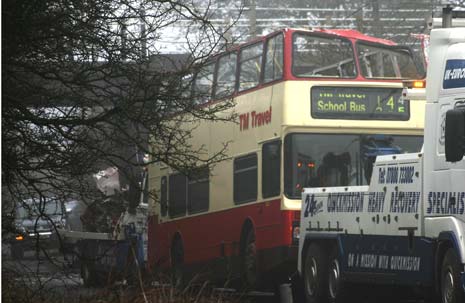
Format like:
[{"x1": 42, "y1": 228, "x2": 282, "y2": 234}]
[
  {"x1": 10, "y1": 197, "x2": 66, "y2": 259},
  {"x1": 57, "y1": 199, "x2": 86, "y2": 258},
  {"x1": 63, "y1": 199, "x2": 86, "y2": 232},
  {"x1": 57, "y1": 165, "x2": 149, "y2": 287}
]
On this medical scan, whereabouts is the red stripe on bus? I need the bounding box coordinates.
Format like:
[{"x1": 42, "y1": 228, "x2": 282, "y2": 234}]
[{"x1": 147, "y1": 199, "x2": 300, "y2": 270}]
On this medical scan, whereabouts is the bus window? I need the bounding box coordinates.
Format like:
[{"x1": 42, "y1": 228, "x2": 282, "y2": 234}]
[
  {"x1": 262, "y1": 140, "x2": 281, "y2": 198},
  {"x1": 188, "y1": 166, "x2": 209, "y2": 214},
  {"x1": 215, "y1": 52, "x2": 237, "y2": 99},
  {"x1": 161, "y1": 176, "x2": 168, "y2": 216},
  {"x1": 292, "y1": 33, "x2": 356, "y2": 78},
  {"x1": 284, "y1": 133, "x2": 423, "y2": 198},
  {"x1": 358, "y1": 44, "x2": 423, "y2": 79},
  {"x1": 168, "y1": 173, "x2": 187, "y2": 218},
  {"x1": 234, "y1": 153, "x2": 258, "y2": 204},
  {"x1": 264, "y1": 34, "x2": 284, "y2": 83},
  {"x1": 238, "y1": 42, "x2": 263, "y2": 91},
  {"x1": 193, "y1": 62, "x2": 215, "y2": 103}
]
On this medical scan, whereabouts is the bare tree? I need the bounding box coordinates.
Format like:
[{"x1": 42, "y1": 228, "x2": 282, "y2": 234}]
[
  {"x1": 3, "y1": 0, "x2": 239, "y2": 212},
  {"x1": 2, "y1": 0, "x2": 240, "y2": 300}
]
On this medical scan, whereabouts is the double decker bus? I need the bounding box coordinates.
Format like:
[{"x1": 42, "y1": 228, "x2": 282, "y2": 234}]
[{"x1": 147, "y1": 28, "x2": 426, "y2": 289}]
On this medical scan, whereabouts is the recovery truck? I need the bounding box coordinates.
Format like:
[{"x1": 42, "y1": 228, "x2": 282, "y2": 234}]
[
  {"x1": 297, "y1": 27, "x2": 465, "y2": 303},
  {"x1": 57, "y1": 166, "x2": 149, "y2": 287}
]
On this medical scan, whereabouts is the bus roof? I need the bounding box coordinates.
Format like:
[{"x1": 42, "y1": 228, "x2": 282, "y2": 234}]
[
  {"x1": 212, "y1": 28, "x2": 398, "y2": 61},
  {"x1": 286, "y1": 28, "x2": 397, "y2": 46}
]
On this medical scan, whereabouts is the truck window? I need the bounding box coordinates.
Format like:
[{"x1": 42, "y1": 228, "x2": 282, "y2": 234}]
[{"x1": 284, "y1": 133, "x2": 423, "y2": 198}]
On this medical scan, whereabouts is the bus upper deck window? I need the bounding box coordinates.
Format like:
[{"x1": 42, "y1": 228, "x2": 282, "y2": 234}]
[
  {"x1": 193, "y1": 62, "x2": 215, "y2": 103},
  {"x1": 238, "y1": 42, "x2": 263, "y2": 91},
  {"x1": 215, "y1": 52, "x2": 237, "y2": 99},
  {"x1": 292, "y1": 33, "x2": 356, "y2": 78},
  {"x1": 357, "y1": 44, "x2": 423, "y2": 79},
  {"x1": 264, "y1": 34, "x2": 284, "y2": 83}
]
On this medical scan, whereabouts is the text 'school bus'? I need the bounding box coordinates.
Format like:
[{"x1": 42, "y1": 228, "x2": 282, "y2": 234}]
[{"x1": 147, "y1": 28, "x2": 426, "y2": 289}]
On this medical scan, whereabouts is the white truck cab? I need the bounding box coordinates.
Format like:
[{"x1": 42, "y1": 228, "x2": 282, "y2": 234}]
[{"x1": 298, "y1": 28, "x2": 465, "y2": 303}]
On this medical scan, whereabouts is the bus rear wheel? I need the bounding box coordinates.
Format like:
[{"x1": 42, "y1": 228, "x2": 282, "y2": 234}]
[
  {"x1": 303, "y1": 243, "x2": 328, "y2": 303},
  {"x1": 441, "y1": 248, "x2": 463, "y2": 303},
  {"x1": 241, "y1": 229, "x2": 258, "y2": 289},
  {"x1": 171, "y1": 239, "x2": 184, "y2": 289}
]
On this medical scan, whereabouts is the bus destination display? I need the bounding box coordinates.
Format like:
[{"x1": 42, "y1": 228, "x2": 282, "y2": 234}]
[{"x1": 311, "y1": 86, "x2": 409, "y2": 120}]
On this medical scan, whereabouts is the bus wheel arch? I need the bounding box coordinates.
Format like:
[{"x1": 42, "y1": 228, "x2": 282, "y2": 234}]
[
  {"x1": 170, "y1": 233, "x2": 184, "y2": 288},
  {"x1": 239, "y1": 219, "x2": 257, "y2": 289}
]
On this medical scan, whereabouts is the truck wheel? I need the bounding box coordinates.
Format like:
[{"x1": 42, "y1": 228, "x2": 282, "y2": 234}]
[
  {"x1": 11, "y1": 244, "x2": 24, "y2": 260},
  {"x1": 241, "y1": 229, "x2": 258, "y2": 289},
  {"x1": 441, "y1": 249, "x2": 464, "y2": 303},
  {"x1": 303, "y1": 243, "x2": 328, "y2": 303},
  {"x1": 327, "y1": 249, "x2": 349, "y2": 303},
  {"x1": 171, "y1": 239, "x2": 184, "y2": 289}
]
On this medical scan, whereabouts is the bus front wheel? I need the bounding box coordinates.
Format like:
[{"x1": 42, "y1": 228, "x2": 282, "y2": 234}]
[
  {"x1": 441, "y1": 248, "x2": 463, "y2": 303},
  {"x1": 303, "y1": 243, "x2": 328, "y2": 303}
]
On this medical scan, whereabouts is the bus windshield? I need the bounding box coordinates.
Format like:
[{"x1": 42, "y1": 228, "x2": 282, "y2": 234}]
[
  {"x1": 292, "y1": 33, "x2": 356, "y2": 78},
  {"x1": 357, "y1": 43, "x2": 423, "y2": 79},
  {"x1": 284, "y1": 133, "x2": 423, "y2": 199}
]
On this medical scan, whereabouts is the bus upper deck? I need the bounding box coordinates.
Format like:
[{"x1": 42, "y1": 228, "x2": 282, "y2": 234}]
[{"x1": 188, "y1": 28, "x2": 425, "y2": 100}]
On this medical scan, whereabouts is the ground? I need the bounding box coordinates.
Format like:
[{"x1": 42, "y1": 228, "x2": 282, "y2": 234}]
[{"x1": 1, "y1": 244, "x2": 429, "y2": 303}]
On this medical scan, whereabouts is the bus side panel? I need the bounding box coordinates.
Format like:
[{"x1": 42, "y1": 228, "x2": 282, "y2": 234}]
[
  {"x1": 147, "y1": 214, "x2": 162, "y2": 271},
  {"x1": 148, "y1": 199, "x2": 298, "y2": 277}
]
